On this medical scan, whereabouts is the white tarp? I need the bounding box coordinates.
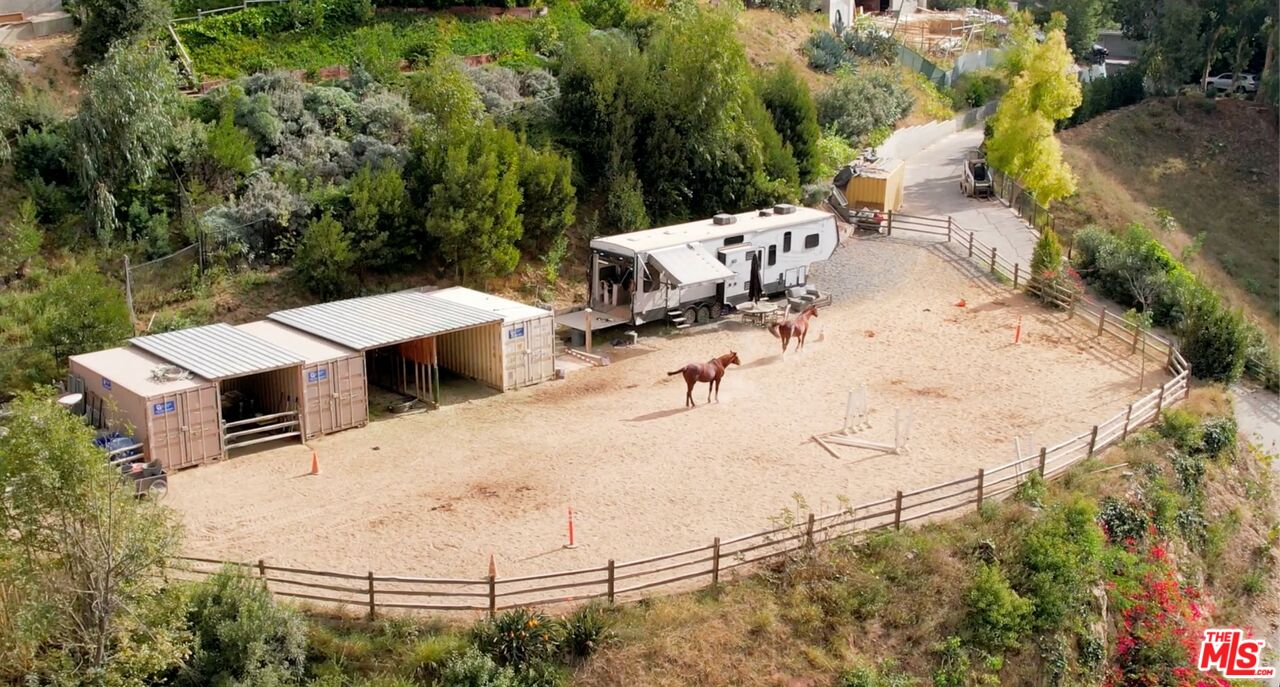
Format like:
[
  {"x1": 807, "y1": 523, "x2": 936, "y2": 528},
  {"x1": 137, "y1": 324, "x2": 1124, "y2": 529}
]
[{"x1": 648, "y1": 243, "x2": 734, "y2": 286}]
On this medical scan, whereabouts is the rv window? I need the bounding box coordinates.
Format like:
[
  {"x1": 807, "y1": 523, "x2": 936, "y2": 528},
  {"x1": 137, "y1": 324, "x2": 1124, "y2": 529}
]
[
  {"x1": 642, "y1": 263, "x2": 657, "y2": 292},
  {"x1": 783, "y1": 232, "x2": 792, "y2": 252},
  {"x1": 804, "y1": 233, "x2": 820, "y2": 249},
  {"x1": 723, "y1": 235, "x2": 744, "y2": 246},
  {"x1": 768, "y1": 245, "x2": 777, "y2": 266}
]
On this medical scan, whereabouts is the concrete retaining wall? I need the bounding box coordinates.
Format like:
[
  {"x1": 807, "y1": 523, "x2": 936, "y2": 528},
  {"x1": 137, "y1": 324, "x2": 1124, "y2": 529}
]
[{"x1": 876, "y1": 100, "x2": 998, "y2": 161}]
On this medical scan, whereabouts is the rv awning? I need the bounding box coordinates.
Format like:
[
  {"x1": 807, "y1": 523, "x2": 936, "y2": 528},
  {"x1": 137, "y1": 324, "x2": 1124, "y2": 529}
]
[{"x1": 648, "y1": 244, "x2": 734, "y2": 287}]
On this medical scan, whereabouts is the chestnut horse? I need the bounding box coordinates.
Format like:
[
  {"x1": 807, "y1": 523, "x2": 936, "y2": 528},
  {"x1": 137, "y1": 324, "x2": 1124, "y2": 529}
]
[
  {"x1": 666, "y1": 351, "x2": 741, "y2": 407},
  {"x1": 768, "y1": 304, "x2": 819, "y2": 353}
]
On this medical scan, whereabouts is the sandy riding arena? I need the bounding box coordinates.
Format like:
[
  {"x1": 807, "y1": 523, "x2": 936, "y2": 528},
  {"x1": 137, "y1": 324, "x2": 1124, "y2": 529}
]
[{"x1": 168, "y1": 239, "x2": 1168, "y2": 578}]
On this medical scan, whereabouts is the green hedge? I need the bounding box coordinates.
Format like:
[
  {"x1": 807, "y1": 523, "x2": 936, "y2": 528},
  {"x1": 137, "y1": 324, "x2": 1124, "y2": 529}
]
[{"x1": 1062, "y1": 69, "x2": 1144, "y2": 129}]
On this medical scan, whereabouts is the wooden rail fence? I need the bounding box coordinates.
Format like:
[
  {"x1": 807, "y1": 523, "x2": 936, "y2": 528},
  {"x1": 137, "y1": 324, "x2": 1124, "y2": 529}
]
[{"x1": 169, "y1": 215, "x2": 1192, "y2": 617}]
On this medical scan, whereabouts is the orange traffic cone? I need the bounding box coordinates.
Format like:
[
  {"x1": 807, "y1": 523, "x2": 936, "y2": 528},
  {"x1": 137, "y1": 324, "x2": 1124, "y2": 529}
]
[
  {"x1": 310, "y1": 450, "x2": 320, "y2": 475},
  {"x1": 955, "y1": 298, "x2": 967, "y2": 308}
]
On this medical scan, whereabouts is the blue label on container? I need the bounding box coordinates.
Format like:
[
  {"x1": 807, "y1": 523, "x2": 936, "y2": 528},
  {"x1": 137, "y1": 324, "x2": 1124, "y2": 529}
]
[
  {"x1": 102, "y1": 378, "x2": 112, "y2": 390},
  {"x1": 152, "y1": 400, "x2": 175, "y2": 416},
  {"x1": 307, "y1": 369, "x2": 328, "y2": 383},
  {"x1": 508, "y1": 326, "x2": 525, "y2": 339}
]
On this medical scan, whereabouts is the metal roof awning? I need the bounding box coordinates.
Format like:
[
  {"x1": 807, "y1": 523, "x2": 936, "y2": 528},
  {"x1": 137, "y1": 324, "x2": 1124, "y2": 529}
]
[
  {"x1": 268, "y1": 291, "x2": 503, "y2": 351},
  {"x1": 648, "y1": 243, "x2": 735, "y2": 287},
  {"x1": 130, "y1": 323, "x2": 303, "y2": 381}
]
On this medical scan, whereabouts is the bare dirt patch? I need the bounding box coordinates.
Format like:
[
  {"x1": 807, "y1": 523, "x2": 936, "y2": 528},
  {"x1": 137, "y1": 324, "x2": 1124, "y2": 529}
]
[{"x1": 166, "y1": 240, "x2": 1168, "y2": 579}]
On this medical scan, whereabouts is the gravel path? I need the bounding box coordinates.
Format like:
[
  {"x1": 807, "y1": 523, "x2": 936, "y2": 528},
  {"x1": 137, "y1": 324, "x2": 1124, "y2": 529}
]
[{"x1": 810, "y1": 234, "x2": 924, "y2": 302}]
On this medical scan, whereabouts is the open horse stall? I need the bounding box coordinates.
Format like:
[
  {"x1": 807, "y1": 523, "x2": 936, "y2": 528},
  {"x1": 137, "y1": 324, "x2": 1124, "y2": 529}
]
[
  {"x1": 424, "y1": 287, "x2": 556, "y2": 391},
  {"x1": 68, "y1": 347, "x2": 223, "y2": 471},
  {"x1": 130, "y1": 324, "x2": 307, "y2": 454},
  {"x1": 236, "y1": 320, "x2": 368, "y2": 439},
  {"x1": 268, "y1": 291, "x2": 504, "y2": 408}
]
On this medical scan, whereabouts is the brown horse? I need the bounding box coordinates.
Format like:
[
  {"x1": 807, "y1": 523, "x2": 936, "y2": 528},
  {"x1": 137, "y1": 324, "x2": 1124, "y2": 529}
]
[
  {"x1": 666, "y1": 351, "x2": 741, "y2": 407},
  {"x1": 768, "y1": 304, "x2": 819, "y2": 353}
]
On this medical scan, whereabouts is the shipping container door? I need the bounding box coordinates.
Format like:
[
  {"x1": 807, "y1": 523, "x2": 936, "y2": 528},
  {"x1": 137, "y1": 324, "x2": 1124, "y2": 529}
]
[
  {"x1": 333, "y1": 356, "x2": 367, "y2": 430},
  {"x1": 303, "y1": 364, "x2": 322, "y2": 439},
  {"x1": 505, "y1": 323, "x2": 527, "y2": 389},
  {"x1": 534, "y1": 316, "x2": 555, "y2": 382},
  {"x1": 305, "y1": 363, "x2": 336, "y2": 436},
  {"x1": 147, "y1": 392, "x2": 189, "y2": 470},
  {"x1": 185, "y1": 385, "x2": 222, "y2": 465}
]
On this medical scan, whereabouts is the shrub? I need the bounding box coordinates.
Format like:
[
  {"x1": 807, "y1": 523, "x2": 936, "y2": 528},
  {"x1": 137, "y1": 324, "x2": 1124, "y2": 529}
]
[
  {"x1": 405, "y1": 633, "x2": 469, "y2": 681},
  {"x1": 292, "y1": 213, "x2": 356, "y2": 298},
  {"x1": 953, "y1": 70, "x2": 1005, "y2": 108},
  {"x1": 1157, "y1": 409, "x2": 1203, "y2": 454},
  {"x1": 0, "y1": 199, "x2": 41, "y2": 280},
  {"x1": 758, "y1": 63, "x2": 822, "y2": 182},
  {"x1": 816, "y1": 70, "x2": 913, "y2": 146},
  {"x1": 1198, "y1": 416, "x2": 1236, "y2": 458},
  {"x1": 1014, "y1": 470, "x2": 1046, "y2": 507},
  {"x1": 473, "y1": 609, "x2": 562, "y2": 670},
  {"x1": 1170, "y1": 450, "x2": 1205, "y2": 496},
  {"x1": 603, "y1": 169, "x2": 649, "y2": 233},
  {"x1": 965, "y1": 563, "x2": 1031, "y2": 652},
  {"x1": 179, "y1": 566, "x2": 308, "y2": 687},
  {"x1": 13, "y1": 125, "x2": 72, "y2": 184},
  {"x1": 561, "y1": 604, "x2": 612, "y2": 661},
  {"x1": 1014, "y1": 498, "x2": 1103, "y2": 632},
  {"x1": 1097, "y1": 497, "x2": 1148, "y2": 545},
  {"x1": 517, "y1": 144, "x2": 575, "y2": 254},
  {"x1": 1064, "y1": 68, "x2": 1144, "y2": 129},
  {"x1": 1179, "y1": 297, "x2": 1250, "y2": 383},
  {"x1": 930, "y1": 635, "x2": 972, "y2": 687},
  {"x1": 580, "y1": 0, "x2": 631, "y2": 29},
  {"x1": 804, "y1": 30, "x2": 846, "y2": 73},
  {"x1": 437, "y1": 647, "x2": 517, "y2": 687}
]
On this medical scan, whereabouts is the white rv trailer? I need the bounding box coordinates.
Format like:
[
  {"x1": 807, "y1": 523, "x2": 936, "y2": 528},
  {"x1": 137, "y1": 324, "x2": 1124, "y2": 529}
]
[{"x1": 584, "y1": 204, "x2": 837, "y2": 327}]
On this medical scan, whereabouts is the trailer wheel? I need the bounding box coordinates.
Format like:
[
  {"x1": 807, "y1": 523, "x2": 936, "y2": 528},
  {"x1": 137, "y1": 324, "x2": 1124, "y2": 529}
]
[
  {"x1": 696, "y1": 305, "x2": 712, "y2": 324},
  {"x1": 682, "y1": 307, "x2": 697, "y2": 327},
  {"x1": 147, "y1": 479, "x2": 169, "y2": 501},
  {"x1": 709, "y1": 303, "x2": 722, "y2": 320}
]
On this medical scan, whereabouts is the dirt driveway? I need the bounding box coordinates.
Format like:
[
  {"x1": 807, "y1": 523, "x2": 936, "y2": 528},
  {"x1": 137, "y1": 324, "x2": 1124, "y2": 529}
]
[{"x1": 167, "y1": 240, "x2": 1165, "y2": 579}]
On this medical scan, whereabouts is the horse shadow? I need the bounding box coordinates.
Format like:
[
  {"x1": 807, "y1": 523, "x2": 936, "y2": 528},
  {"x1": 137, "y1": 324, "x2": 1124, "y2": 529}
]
[
  {"x1": 626, "y1": 407, "x2": 694, "y2": 422},
  {"x1": 741, "y1": 353, "x2": 784, "y2": 370}
]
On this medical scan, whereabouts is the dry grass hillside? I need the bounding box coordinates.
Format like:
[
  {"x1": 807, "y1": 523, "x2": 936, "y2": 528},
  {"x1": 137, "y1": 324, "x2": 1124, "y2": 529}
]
[{"x1": 1056, "y1": 98, "x2": 1280, "y2": 334}]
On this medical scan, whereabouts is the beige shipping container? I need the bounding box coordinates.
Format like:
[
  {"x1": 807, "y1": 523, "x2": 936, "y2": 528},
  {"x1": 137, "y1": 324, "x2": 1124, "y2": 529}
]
[
  {"x1": 236, "y1": 320, "x2": 368, "y2": 439},
  {"x1": 435, "y1": 321, "x2": 505, "y2": 391},
  {"x1": 426, "y1": 287, "x2": 557, "y2": 390},
  {"x1": 68, "y1": 347, "x2": 222, "y2": 471},
  {"x1": 840, "y1": 157, "x2": 905, "y2": 212}
]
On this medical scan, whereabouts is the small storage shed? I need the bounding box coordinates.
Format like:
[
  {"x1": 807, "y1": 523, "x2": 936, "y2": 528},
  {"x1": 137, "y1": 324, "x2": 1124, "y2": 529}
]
[
  {"x1": 68, "y1": 347, "x2": 222, "y2": 471},
  {"x1": 835, "y1": 157, "x2": 905, "y2": 211},
  {"x1": 424, "y1": 287, "x2": 556, "y2": 391},
  {"x1": 130, "y1": 324, "x2": 307, "y2": 452},
  {"x1": 236, "y1": 320, "x2": 368, "y2": 439},
  {"x1": 269, "y1": 291, "x2": 505, "y2": 404}
]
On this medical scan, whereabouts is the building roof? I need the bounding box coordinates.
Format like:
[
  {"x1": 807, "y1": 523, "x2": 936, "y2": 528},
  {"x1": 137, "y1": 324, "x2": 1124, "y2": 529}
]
[
  {"x1": 235, "y1": 320, "x2": 357, "y2": 365},
  {"x1": 849, "y1": 157, "x2": 903, "y2": 179},
  {"x1": 130, "y1": 323, "x2": 303, "y2": 381},
  {"x1": 69, "y1": 346, "x2": 212, "y2": 397},
  {"x1": 590, "y1": 206, "x2": 834, "y2": 256},
  {"x1": 268, "y1": 291, "x2": 503, "y2": 351},
  {"x1": 647, "y1": 244, "x2": 735, "y2": 286},
  {"x1": 424, "y1": 287, "x2": 551, "y2": 324}
]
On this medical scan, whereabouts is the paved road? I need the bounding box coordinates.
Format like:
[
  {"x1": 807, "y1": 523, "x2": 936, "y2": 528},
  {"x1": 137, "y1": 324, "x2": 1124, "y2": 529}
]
[
  {"x1": 1234, "y1": 382, "x2": 1280, "y2": 685},
  {"x1": 899, "y1": 127, "x2": 1037, "y2": 267}
]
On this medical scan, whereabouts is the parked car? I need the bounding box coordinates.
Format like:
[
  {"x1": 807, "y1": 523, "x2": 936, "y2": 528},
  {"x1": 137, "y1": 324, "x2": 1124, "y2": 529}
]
[
  {"x1": 1206, "y1": 72, "x2": 1258, "y2": 94},
  {"x1": 1084, "y1": 44, "x2": 1109, "y2": 65}
]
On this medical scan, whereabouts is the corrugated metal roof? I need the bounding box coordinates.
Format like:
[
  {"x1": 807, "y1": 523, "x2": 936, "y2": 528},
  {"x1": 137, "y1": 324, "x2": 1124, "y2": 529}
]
[
  {"x1": 236, "y1": 320, "x2": 357, "y2": 365},
  {"x1": 130, "y1": 323, "x2": 303, "y2": 381},
  {"x1": 424, "y1": 287, "x2": 551, "y2": 324},
  {"x1": 268, "y1": 291, "x2": 502, "y2": 351}
]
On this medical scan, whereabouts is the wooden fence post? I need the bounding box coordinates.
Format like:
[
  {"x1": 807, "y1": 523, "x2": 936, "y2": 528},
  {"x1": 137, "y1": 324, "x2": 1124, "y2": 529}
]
[
  {"x1": 893, "y1": 491, "x2": 903, "y2": 530},
  {"x1": 1131, "y1": 326, "x2": 1140, "y2": 353},
  {"x1": 946, "y1": 216, "x2": 953, "y2": 243},
  {"x1": 257, "y1": 559, "x2": 266, "y2": 578},
  {"x1": 1087, "y1": 425, "x2": 1099, "y2": 457},
  {"x1": 367, "y1": 571, "x2": 375, "y2": 619},
  {"x1": 976, "y1": 469, "x2": 984, "y2": 509},
  {"x1": 1166, "y1": 347, "x2": 1174, "y2": 370},
  {"x1": 1122, "y1": 403, "x2": 1133, "y2": 440},
  {"x1": 967, "y1": 232, "x2": 974, "y2": 257},
  {"x1": 1013, "y1": 263, "x2": 1020, "y2": 288},
  {"x1": 711, "y1": 537, "x2": 721, "y2": 586},
  {"x1": 1156, "y1": 385, "x2": 1165, "y2": 414},
  {"x1": 1184, "y1": 375, "x2": 1192, "y2": 400},
  {"x1": 805, "y1": 512, "x2": 816, "y2": 548},
  {"x1": 989, "y1": 246, "x2": 998, "y2": 274},
  {"x1": 1066, "y1": 235, "x2": 1072, "y2": 260},
  {"x1": 1097, "y1": 307, "x2": 1107, "y2": 336},
  {"x1": 886, "y1": 210, "x2": 894, "y2": 237},
  {"x1": 606, "y1": 559, "x2": 615, "y2": 603},
  {"x1": 487, "y1": 574, "x2": 497, "y2": 618},
  {"x1": 1038, "y1": 447, "x2": 1047, "y2": 477}
]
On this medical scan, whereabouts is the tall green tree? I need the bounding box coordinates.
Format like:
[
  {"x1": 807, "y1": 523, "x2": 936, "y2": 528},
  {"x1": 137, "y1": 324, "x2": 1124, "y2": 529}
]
[
  {"x1": 73, "y1": 0, "x2": 171, "y2": 65},
  {"x1": 1031, "y1": 0, "x2": 1106, "y2": 58},
  {"x1": 31, "y1": 265, "x2": 132, "y2": 361},
  {"x1": 293, "y1": 213, "x2": 356, "y2": 299},
  {"x1": 71, "y1": 45, "x2": 180, "y2": 244},
  {"x1": 413, "y1": 122, "x2": 523, "y2": 280},
  {"x1": 0, "y1": 392, "x2": 187, "y2": 684},
  {"x1": 988, "y1": 17, "x2": 1082, "y2": 203},
  {"x1": 757, "y1": 63, "x2": 822, "y2": 183},
  {"x1": 345, "y1": 163, "x2": 410, "y2": 271},
  {"x1": 517, "y1": 145, "x2": 576, "y2": 254},
  {"x1": 406, "y1": 60, "x2": 484, "y2": 134}
]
